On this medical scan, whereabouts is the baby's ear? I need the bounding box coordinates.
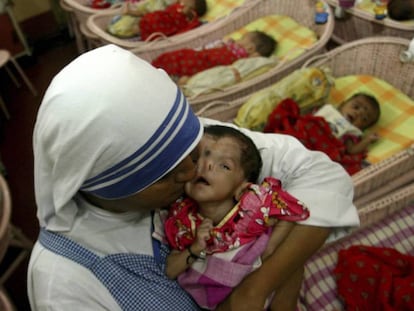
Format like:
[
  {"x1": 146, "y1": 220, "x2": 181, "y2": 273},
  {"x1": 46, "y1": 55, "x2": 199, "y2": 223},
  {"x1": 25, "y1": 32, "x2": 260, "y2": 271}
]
[{"x1": 234, "y1": 181, "x2": 251, "y2": 201}]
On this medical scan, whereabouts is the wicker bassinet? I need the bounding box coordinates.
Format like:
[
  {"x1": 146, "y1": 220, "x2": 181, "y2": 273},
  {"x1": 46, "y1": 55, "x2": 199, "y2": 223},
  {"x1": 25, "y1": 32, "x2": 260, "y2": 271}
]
[
  {"x1": 86, "y1": 0, "x2": 253, "y2": 51},
  {"x1": 299, "y1": 182, "x2": 414, "y2": 311},
  {"x1": 356, "y1": 181, "x2": 414, "y2": 228},
  {"x1": 63, "y1": 0, "x2": 123, "y2": 27},
  {"x1": 62, "y1": 0, "x2": 123, "y2": 52},
  {"x1": 326, "y1": 0, "x2": 414, "y2": 45},
  {"x1": 195, "y1": 36, "x2": 414, "y2": 208},
  {"x1": 182, "y1": 0, "x2": 334, "y2": 111},
  {"x1": 86, "y1": 0, "x2": 333, "y2": 67}
]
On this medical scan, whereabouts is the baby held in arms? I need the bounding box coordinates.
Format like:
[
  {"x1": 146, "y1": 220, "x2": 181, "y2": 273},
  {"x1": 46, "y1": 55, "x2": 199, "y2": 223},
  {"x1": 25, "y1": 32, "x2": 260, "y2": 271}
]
[{"x1": 156, "y1": 125, "x2": 309, "y2": 310}]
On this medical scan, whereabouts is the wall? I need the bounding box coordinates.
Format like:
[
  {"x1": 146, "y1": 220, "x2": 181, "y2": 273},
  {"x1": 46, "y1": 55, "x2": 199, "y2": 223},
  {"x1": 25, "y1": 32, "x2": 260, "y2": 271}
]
[
  {"x1": 8, "y1": 0, "x2": 51, "y2": 22},
  {"x1": 0, "y1": 0, "x2": 64, "y2": 56}
]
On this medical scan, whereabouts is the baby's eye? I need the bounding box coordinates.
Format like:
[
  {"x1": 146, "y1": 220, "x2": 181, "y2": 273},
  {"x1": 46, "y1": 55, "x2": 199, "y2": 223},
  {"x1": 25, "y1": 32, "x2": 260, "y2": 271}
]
[
  {"x1": 220, "y1": 163, "x2": 230, "y2": 170},
  {"x1": 190, "y1": 150, "x2": 200, "y2": 163}
]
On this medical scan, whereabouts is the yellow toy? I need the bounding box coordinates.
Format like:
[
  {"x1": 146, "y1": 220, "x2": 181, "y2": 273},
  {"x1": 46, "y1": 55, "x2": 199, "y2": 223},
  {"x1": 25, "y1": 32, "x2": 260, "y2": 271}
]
[{"x1": 374, "y1": 0, "x2": 387, "y2": 19}]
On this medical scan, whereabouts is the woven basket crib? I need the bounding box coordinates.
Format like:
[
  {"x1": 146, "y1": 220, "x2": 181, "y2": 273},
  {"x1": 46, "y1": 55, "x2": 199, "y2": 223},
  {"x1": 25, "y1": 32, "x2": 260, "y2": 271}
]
[
  {"x1": 326, "y1": 0, "x2": 414, "y2": 45},
  {"x1": 63, "y1": 0, "x2": 123, "y2": 27},
  {"x1": 182, "y1": 0, "x2": 334, "y2": 111},
  {"x1": 195, "y1": 36, "x2": 414, "y2": 206},
  {"x1": 62, "y1": 0, "x2": 123, "y2": 52},
  {"x1": 356, "y1": 181, "x2": 414, "y2": 229},
  {"x1": 87, "y1": 0, "x2": 254, "y2": 51},
  {"x1": 299, "y1": 183, "x2": 414, "y2": 311},
  {"x1": 87, "y1": 0, "x2": 332, "y2": 64}
]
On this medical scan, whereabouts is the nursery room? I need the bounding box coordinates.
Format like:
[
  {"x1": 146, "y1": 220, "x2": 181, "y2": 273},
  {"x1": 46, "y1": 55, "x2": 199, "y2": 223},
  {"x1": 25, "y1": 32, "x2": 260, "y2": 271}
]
[{"x1": 0, "y1": 0, "x2": 413, "y2": 310}]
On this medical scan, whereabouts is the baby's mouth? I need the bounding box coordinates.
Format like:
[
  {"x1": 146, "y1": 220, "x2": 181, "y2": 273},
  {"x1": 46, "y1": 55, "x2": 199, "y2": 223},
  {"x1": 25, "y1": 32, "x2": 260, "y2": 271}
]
[
  {"x1": 345, "y1": 114, "x2": 354, "y2": 124},
  {"x1": 194, "y1": 176, "x2": 210, "y2": 185}
]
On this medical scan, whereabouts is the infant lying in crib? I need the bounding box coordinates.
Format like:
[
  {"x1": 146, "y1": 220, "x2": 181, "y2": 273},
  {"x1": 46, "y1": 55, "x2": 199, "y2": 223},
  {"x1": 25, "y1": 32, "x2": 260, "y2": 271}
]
[
  {"x1": 152, "y1": 31, "x2": 276, "y2": 82},
  {"x1": 151, "y1": 31, "x2": 277, "y2": 97},
  {"x1": 107, "y1": 0, "x2": 207, "y2": 40},
  {"x1": 264, "y1": 93, "x2": 381, "y2": 175}
]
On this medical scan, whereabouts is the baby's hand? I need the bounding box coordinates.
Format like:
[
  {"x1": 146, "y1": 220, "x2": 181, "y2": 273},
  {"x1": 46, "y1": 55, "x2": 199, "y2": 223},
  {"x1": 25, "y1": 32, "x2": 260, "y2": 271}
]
[
  {"x1": 194, "y1": 218, "x2": 213, "y2": 250},
  {"x1": 178, "y1": 76, "x2": 190, "y2": 86}
]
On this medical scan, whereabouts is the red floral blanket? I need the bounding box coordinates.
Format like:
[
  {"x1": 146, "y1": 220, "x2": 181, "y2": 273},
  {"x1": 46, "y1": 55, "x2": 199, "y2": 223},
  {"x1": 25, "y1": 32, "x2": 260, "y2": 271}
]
[
  {"x1": 263, "y1": 98, "x2": 365, "y2": 175},
  {"x1": 334, "y1": 245, "x2": 414, "y2": 311}
]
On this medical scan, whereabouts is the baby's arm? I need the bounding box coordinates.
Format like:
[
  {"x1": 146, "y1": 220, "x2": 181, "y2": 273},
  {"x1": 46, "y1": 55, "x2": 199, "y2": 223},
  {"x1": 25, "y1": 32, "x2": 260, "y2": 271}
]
[
  {"x1": 345, "y1": 132, "x2": 379, "y2": 154},
  {"x1": 165, "y1": 218, "x2": 212, "y2": 279}
]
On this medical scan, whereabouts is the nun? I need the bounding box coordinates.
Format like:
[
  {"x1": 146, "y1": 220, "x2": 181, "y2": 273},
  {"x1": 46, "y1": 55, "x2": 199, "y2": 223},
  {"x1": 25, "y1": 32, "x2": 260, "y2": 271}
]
[{"x1": 28, "y1": 44, "x2": 359, "y2": 311}]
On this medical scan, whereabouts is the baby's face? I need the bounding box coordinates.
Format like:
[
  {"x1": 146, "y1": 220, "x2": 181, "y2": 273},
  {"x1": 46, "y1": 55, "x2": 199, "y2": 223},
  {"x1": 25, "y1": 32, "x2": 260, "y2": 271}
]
[
  {"x1": 236, "y1": 33, "x2": 257, "y2": 55},
  {"x1": 180, "y1": 0, "x2": 196, "y2": 10},
  {"x1": 339, "y1": 95, "x2": 378, "y2": 130},
  {"x1": 184, "y1": 135, "x2": 246, "y2": 204}
]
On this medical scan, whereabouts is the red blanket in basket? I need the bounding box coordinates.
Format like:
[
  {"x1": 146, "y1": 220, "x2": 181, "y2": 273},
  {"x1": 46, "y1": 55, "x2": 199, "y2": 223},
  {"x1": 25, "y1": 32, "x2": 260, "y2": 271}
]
[
  {"x1": 334, "y1": 245, "x2": 414, "y2": 311},
  {"x1": 263, "y1": 98, "x2": 365, "y2": 175},
  {"x1": 139, "y1": 3, "x2": 201, "y2": 41}
]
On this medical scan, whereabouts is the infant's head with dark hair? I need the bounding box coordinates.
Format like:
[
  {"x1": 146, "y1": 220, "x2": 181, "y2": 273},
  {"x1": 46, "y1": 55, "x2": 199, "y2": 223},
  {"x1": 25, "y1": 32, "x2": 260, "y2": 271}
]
[
  {"x1": 387, "y1": 0, "x2": 414, "y2": 21},
  {"x1": 236, "y1": 31, "x2": 277, "y2": 57}
]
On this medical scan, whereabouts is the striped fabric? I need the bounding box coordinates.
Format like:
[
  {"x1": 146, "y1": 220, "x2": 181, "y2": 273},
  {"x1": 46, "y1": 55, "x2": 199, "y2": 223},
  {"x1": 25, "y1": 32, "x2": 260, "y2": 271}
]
[
  {"x1": 299, "y1": 204, "x2": 414, "y2": 311},
  {"x1": 328, "y1": 75, "x2": 414, "y2": 164},
  {"x1": 80, "y1": 89, "x2": 201, "y2": 199}
]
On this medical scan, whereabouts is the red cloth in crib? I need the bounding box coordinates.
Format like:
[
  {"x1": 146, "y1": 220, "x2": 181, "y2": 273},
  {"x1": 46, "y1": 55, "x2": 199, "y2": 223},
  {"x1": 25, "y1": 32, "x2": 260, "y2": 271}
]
[
  {"x1": 90, "y1": 0, "x2": 111, "y2": 9},
  {"x1": 263, "y1": 98, "x2": 365, "y2": 175},
  {"x1": 139, "y1": 3, "x2": 201, "y2": 41},
  {"x1": 151, "y1": 44, "x2": 246, "y2": 77},
  {"x1": 334, "y1": 245, "x2": 414, "y2": 311}
]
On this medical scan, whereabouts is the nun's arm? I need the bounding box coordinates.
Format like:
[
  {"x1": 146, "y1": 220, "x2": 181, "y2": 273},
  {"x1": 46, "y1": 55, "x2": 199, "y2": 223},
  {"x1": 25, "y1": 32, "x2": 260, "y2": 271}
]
[
  {"x1": 216, "y1": 224, "x2": 331, "y2": 311},
  {"x1": 200, "y1": 118, "x2": 359, "y2": 310},
  {"x1": 200, "y1": 117, "x2": 359, "y2": 229}
]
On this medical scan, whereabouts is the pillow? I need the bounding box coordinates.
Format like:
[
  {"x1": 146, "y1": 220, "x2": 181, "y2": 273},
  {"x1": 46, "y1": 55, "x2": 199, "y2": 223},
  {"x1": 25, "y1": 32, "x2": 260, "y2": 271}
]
[{"x1": 328, "y1": 75, "x2": 414, "y2": 164}]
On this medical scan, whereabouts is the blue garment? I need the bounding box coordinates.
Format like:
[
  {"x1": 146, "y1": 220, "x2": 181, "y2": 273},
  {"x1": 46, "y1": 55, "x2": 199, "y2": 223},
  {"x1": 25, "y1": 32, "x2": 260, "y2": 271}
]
[{"x1": 39, "y1": 228, "x2": 200, "y2": 311}]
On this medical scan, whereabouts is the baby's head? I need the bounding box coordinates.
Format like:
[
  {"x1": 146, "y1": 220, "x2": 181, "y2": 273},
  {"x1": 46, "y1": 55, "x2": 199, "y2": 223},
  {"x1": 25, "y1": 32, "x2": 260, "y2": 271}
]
[
  {"x1": 202, "y1": 125, "x2": 262, "y2": 183},
  {"x1": 237, "y1": 31, "x2": 277, "y2": 57},
  {"x1": 338, "y1": 93, "x2": 380, "y2": 130},
  {"x1": 387, "y1": 0, "x2": 414, "y2": 21},
  {"x1": 180, "y1": 0, "x2": 207, "y2": 17},
  {"x1": 185, "y1": 125, "x2": 262, "y2": 206}
]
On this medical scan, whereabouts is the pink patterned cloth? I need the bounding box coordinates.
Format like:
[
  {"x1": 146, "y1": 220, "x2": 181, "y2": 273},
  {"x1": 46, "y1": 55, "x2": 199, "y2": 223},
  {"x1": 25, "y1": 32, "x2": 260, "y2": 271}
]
[
  {"x1": 165, "y1": 177, "x2": 310, "y2": 254},
  {"x1": 164, "y1": 177, "x2": 309, "y2": 309},
  {"x1": 225, "y1": 40, "x2": 249, "y2": 59}
]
